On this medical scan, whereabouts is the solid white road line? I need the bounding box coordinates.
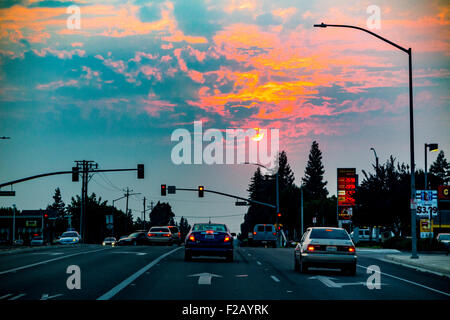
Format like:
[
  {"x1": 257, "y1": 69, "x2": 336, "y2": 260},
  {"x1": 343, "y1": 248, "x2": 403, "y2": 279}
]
[
  {"x1": 0, "y1": 294, "x2": 13, "y2": 300},
  {"x1": 97, "y1": 247, "x2": 182, "y2": 300},
  {"x1": 270, "y1": 275, "x2": 280, "y2": 283},
  {"x1": 357, "y1": 264, "x2": 450, "y2": 297},
  {"x1": 9, "y1": 293, "x2": 26, "y2": 300},
  {"x1": 0, "y1": 248, "x2": 109, "y2": 275}
]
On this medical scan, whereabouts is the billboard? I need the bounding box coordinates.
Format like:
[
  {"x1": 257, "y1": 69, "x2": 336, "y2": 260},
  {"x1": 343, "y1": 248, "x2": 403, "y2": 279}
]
[
  {"x1": 337, "y1": 168, "x2": 356, "y2": 207},
  {"x1": 438, "y1": 185, "x2": 450, "y2": 200},
  {"x1": 415, "y1": 190, "x2": 438, "y2": 218}
]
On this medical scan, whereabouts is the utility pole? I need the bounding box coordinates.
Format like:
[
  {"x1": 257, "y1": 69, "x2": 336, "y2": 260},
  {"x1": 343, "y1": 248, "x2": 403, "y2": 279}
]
[
  {"x1": 300, "y1": 187, "x2": 304, "y2": 237},
  {"x1": 143, "y1": 197, "x2": 146, "y2": 229},
  {"x1": 75, "y1": 160, "x2": 98, "y2": 243},
  {"x1": 123, "y1": 187, "x2": 140, "y2": 218}
]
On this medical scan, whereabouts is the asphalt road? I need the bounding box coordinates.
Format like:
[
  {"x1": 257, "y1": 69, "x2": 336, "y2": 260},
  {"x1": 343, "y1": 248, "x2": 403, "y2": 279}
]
[{"x1": 0, "y1": 244, "x2": 449, "y2": 300}]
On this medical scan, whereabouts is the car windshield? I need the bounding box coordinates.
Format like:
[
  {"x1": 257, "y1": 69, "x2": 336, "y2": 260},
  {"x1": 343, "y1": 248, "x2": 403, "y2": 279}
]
[
  {"x1": 129, "y1": 233, "x2": 142, "y2": 237},
  {"x1": 150, "y1": 228, "x2": 170, "y2": 232},
  {"x1": 61, "y1": 232, "x2": 78, "y2": 237},
  {"x1": 439, "y1": 234, "x2": 450, "y2": 241},
  {"x1": 104, "y1": 237, "x2": 115, "y2": 241},
  {"x1": 309, "y1": 229, "x2": 350, "y2": 240},
  {"x1": 193, "y1": 224, "x2": 227, "y2": 232}
]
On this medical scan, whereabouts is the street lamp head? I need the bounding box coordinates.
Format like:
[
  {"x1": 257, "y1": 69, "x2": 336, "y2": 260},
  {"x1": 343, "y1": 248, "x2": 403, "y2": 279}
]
[
  {"x1": 313, "y1": 23, "x2": 327, "y2": 28},
  {"x1": 427, "y1": 143, "x2": 438, "y2": 152}
]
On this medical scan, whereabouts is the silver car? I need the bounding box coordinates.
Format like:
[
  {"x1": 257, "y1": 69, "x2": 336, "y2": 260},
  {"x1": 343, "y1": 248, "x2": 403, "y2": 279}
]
[
  {"x1": 147, "y1": 227, "x2": 173, "y2": 245},
  {"x1": 294, "y1": 227, "x2": 357, "y2": 275}
]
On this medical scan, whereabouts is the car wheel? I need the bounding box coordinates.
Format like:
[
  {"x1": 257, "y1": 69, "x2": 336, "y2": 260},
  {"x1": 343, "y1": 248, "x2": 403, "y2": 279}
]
[
  {"x1": 300, "y1": 260, "x2": 308, "y2": 273},
  {"x1": 272, "y1": 242, "x2": 277, "y2": 248},
  {"x1": 226, "y1": 252, "x2": 234, "y2": 262},
  {"x1": 294, "y1": 256, "x2": 300, "y2": 272},
  {"x1": 184, "y1": 251, "x2": 192, "y2": 261},
  {"x1": 348, "y1": 263, "x2": 357, "y2": 276}
]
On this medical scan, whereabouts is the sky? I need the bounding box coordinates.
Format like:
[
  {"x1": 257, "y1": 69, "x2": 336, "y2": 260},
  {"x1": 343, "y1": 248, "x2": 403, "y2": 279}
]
[{"x1": 0, "y1": 0, "x2": 449, "y2": 233}]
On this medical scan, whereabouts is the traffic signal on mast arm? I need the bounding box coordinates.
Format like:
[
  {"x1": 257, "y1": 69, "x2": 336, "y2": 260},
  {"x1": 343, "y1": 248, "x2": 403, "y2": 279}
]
[
  {"x1": 137, "y1": 164, "x2": 144, "y2": 179},
  {"x1": 198, "y1": 186, "x2": 204, "y2": 197},
  {"x1": 72, "y1": 167, "x2": 79, "y2": 182},
  {"x1": 277, "y1": 212, "x2": 282, "y2": 218},
  {"x1": 161, "y1": 184, "x2": 166, "y2": 196}
]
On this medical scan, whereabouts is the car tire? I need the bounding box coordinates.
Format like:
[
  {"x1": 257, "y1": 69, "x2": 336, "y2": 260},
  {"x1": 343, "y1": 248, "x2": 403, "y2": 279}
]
[
  {"x1": 294, "y1": 256, "x2": 300, "y2": 272},
  {"x1": 348, "y1": 263, "x2": 357, "y2": 276},
  {"x1": 184, "y1": 251, "x2": 192, "y2": 261},
  {"x1": 226, "y1": 252, "x2": 234, "y2": 262},
  {"x1": 300, "y1": 260, "x2": 308, "y2": 273},
  {"x1": 272, "y1": 242, "x2": 277, "y2": 248}
]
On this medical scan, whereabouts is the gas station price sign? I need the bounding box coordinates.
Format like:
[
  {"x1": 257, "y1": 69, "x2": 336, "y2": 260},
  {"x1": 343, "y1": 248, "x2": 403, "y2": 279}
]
[{"x1": 337, "y1": 168, "x2": 356, "y2": 206}]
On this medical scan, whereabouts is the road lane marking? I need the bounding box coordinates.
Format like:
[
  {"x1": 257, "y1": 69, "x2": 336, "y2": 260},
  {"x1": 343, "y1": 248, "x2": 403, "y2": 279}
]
[
  {"x1": 357, "y1": 264, "x2": 450, "y2": 297},
  {"x1": 256, "y1": 261, "x2": 262, "y2": 266},
  {"x1": 112, "y1": 251, "x2": 147, "y2": 256},
  {"x1": 31, "y1": 252, "x2": 64, "y2": 256},
  {"x1": 308, "y1": 275, "x2": 380, "y2": 288},
  {"x1": 270, "y1": 275, "x2": 280, "y2": 282},
  {"x1": 0, "y1": 294, "x2": 13, "y2": 300},
  {"x1": 0, "y1": 248, "x2": 109, "y2": 275},
  {"x1": 9, "y1": 293, "x2": 26, "y2": 300},
  {"x1": 188, "y1": 273, "x2": 223, "y2": 285},
  {"x1": 97, "y1": 247, "x2": 182, "y2": 300},
  {"x1": 41, "y1": 293, "x2": 63, "y2": 300}
]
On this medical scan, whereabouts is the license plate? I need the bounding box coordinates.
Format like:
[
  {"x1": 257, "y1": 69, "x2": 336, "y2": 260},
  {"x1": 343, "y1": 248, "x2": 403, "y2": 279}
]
[
  {"x1": 326, "y1": 246, "x2": 337, "y2": 252},
  {"x1": 206, "y1": 235, "x2": 214, "y2": 239}
]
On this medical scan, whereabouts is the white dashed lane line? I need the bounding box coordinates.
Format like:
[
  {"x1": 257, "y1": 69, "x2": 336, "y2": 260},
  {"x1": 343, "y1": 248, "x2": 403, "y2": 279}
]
[{"x1": 270, "y1": 275, "x2": 280, "y2": 283}]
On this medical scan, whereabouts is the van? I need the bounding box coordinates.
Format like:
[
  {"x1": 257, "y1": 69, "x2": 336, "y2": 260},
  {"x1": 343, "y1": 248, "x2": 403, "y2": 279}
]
[{"x1": 252, "y1": 224, "x2": 277, "y2": 247}]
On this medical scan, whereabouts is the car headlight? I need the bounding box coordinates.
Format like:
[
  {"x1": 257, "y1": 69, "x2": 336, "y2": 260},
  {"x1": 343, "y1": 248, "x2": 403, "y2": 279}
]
[{"x1": 102, "y1": 242, "x2": 105, "y2": 245}]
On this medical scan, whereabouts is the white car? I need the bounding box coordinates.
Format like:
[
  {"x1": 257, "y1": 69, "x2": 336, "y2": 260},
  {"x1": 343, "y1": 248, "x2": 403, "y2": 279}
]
[
  {"x1": 30, "y1": 235, "x2": 45, "y2": 246},
  {"x1": 59, "y1": 231, "x2": 81, "y2": 244},
  {"x1": 102, "y1": 237, "x2": 116, "y2": 246}
]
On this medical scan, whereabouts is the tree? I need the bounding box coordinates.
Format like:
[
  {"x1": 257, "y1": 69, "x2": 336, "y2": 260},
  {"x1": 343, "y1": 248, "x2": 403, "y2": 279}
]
[
  {"x1": 47, "y1": 188, "x2": 66, "y2": 235},
  {"x1": 179, "y1": 217, "x2": 191, "y2": 240},
  {"x1": 429, "y1": 150, "x2": 449, "y2": 185},
  {"x1": 302, "y1": 141, "x2": 328, "y2": 200},
  {"x1": 149, "y1": 202, "x2": 175, "y2": 227}
]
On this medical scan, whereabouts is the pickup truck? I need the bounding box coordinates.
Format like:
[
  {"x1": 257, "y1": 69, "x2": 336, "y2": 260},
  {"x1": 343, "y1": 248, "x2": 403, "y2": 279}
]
[{"x1": 252, "y1": 224, "x2": 277, "y2": 247}]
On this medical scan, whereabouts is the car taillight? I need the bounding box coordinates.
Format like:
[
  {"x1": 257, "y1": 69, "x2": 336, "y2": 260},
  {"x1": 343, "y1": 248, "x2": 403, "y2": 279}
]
[
  {"x1": 148, "y1": 233, "x2": 156, "y2": 237},
  {"x1": 178, "y1": 232, "x2": 181, "y2": 238},
  {"x1": 253, "y1": 232, "x2": 257, "y2": 235},
  {"x1": 349, "y1": 246, "x2": 356, "y2": 253},
  {"x1": 206, "y1": 230, "x2": 214, "y2": 234},
  {"x1": 273, "y1": 232, "x2": 276, "y2": 236},
  {"x1": 163, "y1": 233, "x2": 171, "y2": 237},
  {"x1": 224, "y1": 236, "x2": 230, "y2": 242},
  {"x1": 189, "y1": 235, "x2": 195, "y2": 241},
  {"x1": 307, "y1": 245, "x2": 315, "y2": 252}
]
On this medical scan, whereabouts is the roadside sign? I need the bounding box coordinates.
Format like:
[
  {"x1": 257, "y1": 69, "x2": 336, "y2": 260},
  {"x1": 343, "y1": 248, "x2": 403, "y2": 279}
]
[
  {"x1": 26, "y1": 220, "x2": 37, "y2": 227},
  {"x1": 168, "y1": 186, "x2": 176, "y2": 194},
  {"x1": 235, "y1": 201, "x2": 248, "y2": 206},
  {"x1": 0, "y1": 191, "x2": 15, "y2": 196},
  {"x1": 106, "y1": 223, "x2": 113, "y2": 230},
  {"x1": 105, "y1": 215, "x2": 113, "y2": 224},
  {"x1": 415, "y1": 190, "x2": 438, "y2": 218},
  {"x1": 438, "y1": 186, "x2": 450, "y2": 200},
  {"x1": 419, "y1": 219, "x2": 433, "y2": 238}
]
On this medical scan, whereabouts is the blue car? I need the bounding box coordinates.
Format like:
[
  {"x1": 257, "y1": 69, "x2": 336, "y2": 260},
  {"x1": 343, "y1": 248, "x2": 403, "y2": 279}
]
[{"x1": 185, "y1": 223, "x2": 235, "y2": 262}]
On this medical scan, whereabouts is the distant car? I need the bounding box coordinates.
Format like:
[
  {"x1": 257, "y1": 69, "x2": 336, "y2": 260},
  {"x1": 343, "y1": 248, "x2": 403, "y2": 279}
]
[
  {"x1": 147, "y1": 227, "x2": 173, "y2": 245},
  {"x1": 59, "y1": 231, "x2": 81, "y2": 244},
  {"x1": 185, "y1": 223, "x2": 235, "y2": 262},
  {"x1": 436, "y1": 233, "x2": 450, "y2": 254},
  {"x1": 166, "y1": 226, "x2": 182, "y2": 245},
  {"x1": 294, "y1": 227, "x2": 357, "y2": 275},
  {"x1": 13, "y1": 239, "x2": 24, "y2": 245},
  {"x1": 30, "y1": 235, "x2": 45, "y2": 246},
  {"x1": 102, "y1": 237, "x2": 116, "y2": 246},
  {"x1": 252, "y1": 224, "x2": 277, "y2": 247},
  {"x1": 116, "y1": 232, "x2": 148, "y2": 246}
]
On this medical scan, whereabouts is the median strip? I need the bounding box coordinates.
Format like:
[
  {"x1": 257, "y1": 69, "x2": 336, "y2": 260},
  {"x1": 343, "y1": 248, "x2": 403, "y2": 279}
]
[{"x1": 97, "y1": 247, "x2": 182, "y2": 300}]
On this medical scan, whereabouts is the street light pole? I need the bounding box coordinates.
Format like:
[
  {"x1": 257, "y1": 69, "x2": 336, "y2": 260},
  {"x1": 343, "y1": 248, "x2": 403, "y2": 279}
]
[
  {"x1": 370, "y1": 148, "x2": 379, "y2": 174},
  {"x1": 314, "y1": 22, "x2": 418, "y2": 259},
  {"x1": 424, "y1": 143, "x2": 438, "y2": 190}
]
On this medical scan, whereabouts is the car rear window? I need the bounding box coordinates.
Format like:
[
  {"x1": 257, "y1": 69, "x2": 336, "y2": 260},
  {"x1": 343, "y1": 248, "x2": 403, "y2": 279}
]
[
  {"x1": 257, "y1": 226, "x2": 265, "y2": 232},
  {"x1": 62, "y1": 232, "x2": 78, "y2": 237},
  {"x1": 265, "y1": 226, "x2": 273, "y2": 232},
  {"x1": 193, "y1": 224, "x2": 227, "y2": 232},
  {"x1": 168, "y1": 227, "x2": 179, "y2": 233},
  {"x1": 309, "y1": 229, "x2": 350, "y2": 240},
  {"x1": 150, "y1": 228, "x2": 170, "y2": 232}
]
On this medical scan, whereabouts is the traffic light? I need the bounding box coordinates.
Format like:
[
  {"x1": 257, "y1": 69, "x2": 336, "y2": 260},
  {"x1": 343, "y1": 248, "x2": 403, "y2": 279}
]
[
  {"x1": 72, "y1": 167, "x2": 79, "y2": 182},
  {"x1": 161, "y1": 184, "x2": 166, "y2": 196},
  {"x1": 137, "y1": 164, "x2": 144, "y2": 179},
  {"x1": 44, "y1": 213, "x2": 49, "y2": 219},
  {"x1": 198, "y1": 186, "x2": 204, "y2": 197},
  {"x1": 277, "y1": 212, "x2": 282, "y2": 217}
]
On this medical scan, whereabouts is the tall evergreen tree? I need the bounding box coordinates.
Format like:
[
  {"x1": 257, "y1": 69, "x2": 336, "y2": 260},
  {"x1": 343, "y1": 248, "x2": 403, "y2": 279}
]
[
  {"x1": 47, "y1": 188, "x2": 66, "y2": 235},
  {"x1": 302, "y1": 141, "x2": 328, "y2": 199},
  {"x1": 429, "y1": 150, "x2": 449, "y2": 185},
  {"x1": 149, "y1": 202, "x2": 175, "y2": 226}
]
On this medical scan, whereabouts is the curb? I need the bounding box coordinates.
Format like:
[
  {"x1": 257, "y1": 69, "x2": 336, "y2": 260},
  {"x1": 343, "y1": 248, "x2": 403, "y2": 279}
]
[
  {"x1": 383, "y1": 255, "x2": 450, "y2": 278},
  {"x1": 0, "y1": 244, "x2": 99, "y2": 256}
]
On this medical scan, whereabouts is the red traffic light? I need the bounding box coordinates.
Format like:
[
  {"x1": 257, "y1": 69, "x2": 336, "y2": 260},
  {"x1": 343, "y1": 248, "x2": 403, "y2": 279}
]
[
  {"x1": 161, "y1": 184, "x2": 166, "y2": 196},
  {"x1": 44, "y1": 214, "x2": 48, "y2": 218},
  {"x1": 277, "y1": 213, "x2": 281, "y2": 217}
]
